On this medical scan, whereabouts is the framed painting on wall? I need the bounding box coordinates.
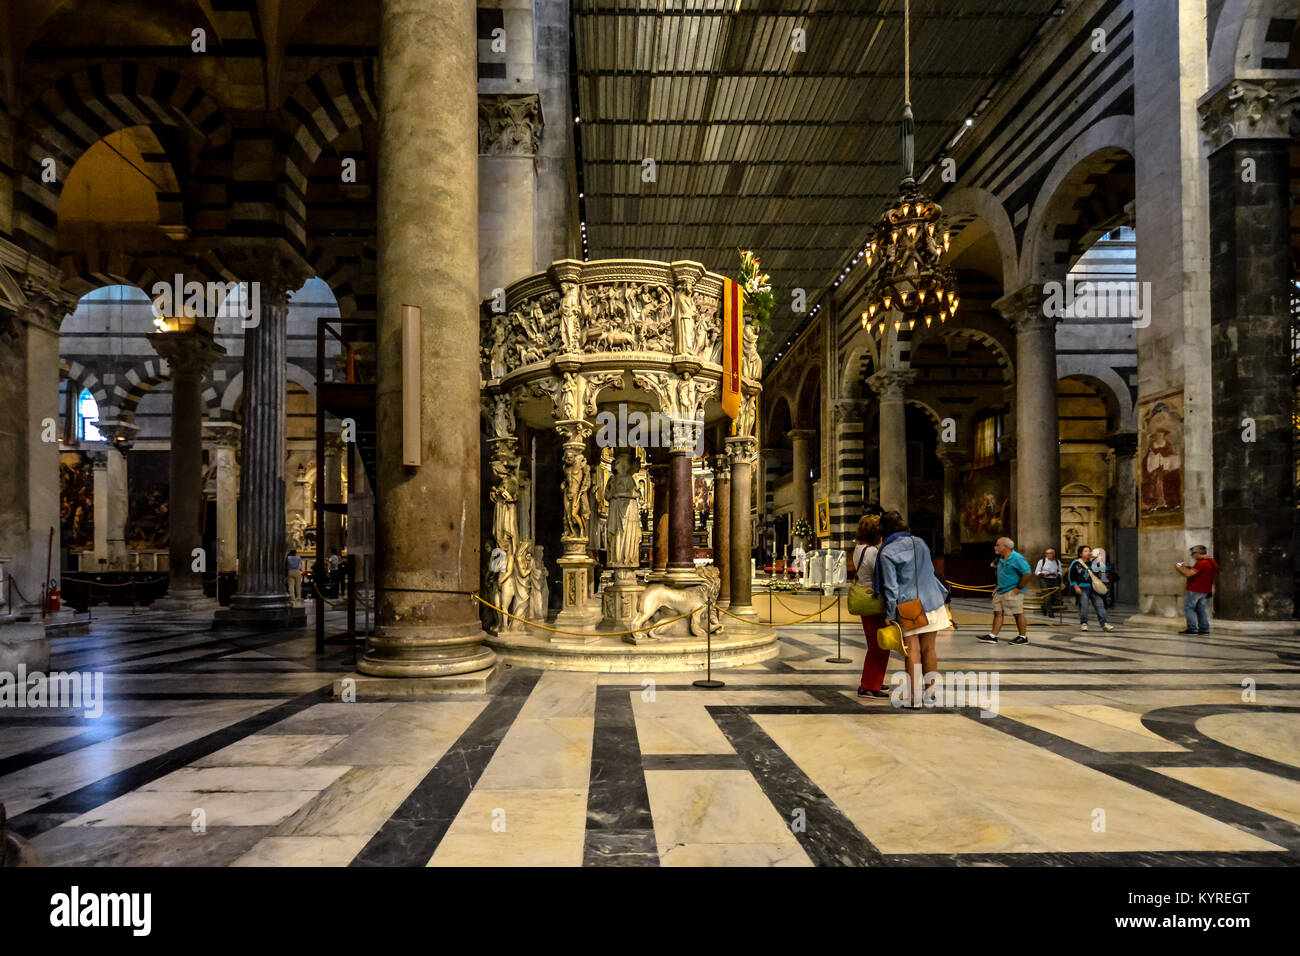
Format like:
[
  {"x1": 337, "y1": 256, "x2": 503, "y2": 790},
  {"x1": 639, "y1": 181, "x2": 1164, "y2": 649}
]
[
  {"x1": 814, "y1": 498, "x2": 831, "y2": 538},
  {"x1": 1136, "y1": 388, "x2": 1184, "y2": 528}
]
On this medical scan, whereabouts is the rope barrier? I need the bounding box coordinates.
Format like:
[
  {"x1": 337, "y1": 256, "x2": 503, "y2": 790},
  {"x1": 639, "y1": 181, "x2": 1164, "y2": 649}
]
[{"x1": 944, "y1": 579, "x2": 1061, "y2": 597}]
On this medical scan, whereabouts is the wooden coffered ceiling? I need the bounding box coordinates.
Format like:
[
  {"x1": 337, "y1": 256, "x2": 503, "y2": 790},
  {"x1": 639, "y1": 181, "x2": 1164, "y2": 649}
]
[{"x1": 573, "y1": 0, "x2": 1066, "y2": 360}]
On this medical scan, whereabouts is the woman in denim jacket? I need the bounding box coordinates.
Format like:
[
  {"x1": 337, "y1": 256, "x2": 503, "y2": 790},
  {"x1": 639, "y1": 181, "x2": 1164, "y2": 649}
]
[{"x1": 874, "y1": 510, "x2": 952, "y2": 707}]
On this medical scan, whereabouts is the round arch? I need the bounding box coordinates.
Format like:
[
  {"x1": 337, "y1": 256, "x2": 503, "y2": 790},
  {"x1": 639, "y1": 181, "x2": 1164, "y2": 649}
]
[
  {"x1": 1019, "y1": 116, "x2": 1136, "y2": 288},
  {"x1": 1209, "y1": 0, "x2": 1300, "y2": 87},
  {"x1": 939, "y1": 185, "x2": 1020, "y2": 290},
  {"x1": 1056, "y1": 362, "x2": 1135, "y2": 433}
]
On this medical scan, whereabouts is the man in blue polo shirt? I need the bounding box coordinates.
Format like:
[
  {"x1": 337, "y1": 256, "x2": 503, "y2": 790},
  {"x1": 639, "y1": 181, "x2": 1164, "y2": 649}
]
[{"x1": 979, "y1": 536, "x2": 1032, "y2": 645}]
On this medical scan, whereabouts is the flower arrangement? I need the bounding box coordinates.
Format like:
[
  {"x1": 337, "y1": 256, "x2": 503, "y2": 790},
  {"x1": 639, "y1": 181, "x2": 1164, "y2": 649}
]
[
  {"x1": 791, "y1": 516, "x2": 813, "y2": 540},
  {"x1": 738, "y1": 249, "x2": 775, "y2": 352}
]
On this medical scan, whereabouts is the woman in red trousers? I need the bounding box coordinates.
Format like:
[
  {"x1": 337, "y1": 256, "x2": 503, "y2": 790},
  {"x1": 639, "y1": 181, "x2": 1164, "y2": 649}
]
[{"x1": 849, "y1": 514, "x2": 890, "y2": 698}]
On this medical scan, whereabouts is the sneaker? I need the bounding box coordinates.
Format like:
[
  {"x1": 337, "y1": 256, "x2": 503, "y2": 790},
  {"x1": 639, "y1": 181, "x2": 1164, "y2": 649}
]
[
  {"x1": 857, "y1": 688, "x2": 890, "y2": 699},
  {"x1": 1178, "y1": 628, "x2": 1198, "y2": 635},
  {"x1": 1102, "y1": 624, "x2": 1115, "y2": 632},
  {"x1": 1080, "y1": 623, "x2": 1088, "y2": 631},
  {"x1": 977, "y1": 633, "x2": 998, "y2": 644},
  {"x1": 1009, "y1": 634, "x2": 1029, "y2": 645},
  {"x1": 1199, "y1": 630, "x2": 1211, "y2": 635}
]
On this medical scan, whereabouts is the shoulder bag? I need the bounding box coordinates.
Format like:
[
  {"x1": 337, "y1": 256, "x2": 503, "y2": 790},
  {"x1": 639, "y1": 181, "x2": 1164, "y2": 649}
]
[
  {"x1": 848, "y1": 545, "x2": 885, "y2": 616},
  {"x1": 894, "y1": 536, "x2": 930, "y2": 631}
]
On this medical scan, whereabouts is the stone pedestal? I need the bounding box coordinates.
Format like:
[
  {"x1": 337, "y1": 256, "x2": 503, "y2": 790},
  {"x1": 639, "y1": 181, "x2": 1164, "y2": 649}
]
[
  {"x1": 598, "y1": 567, "x2": 641, "y2": 632},
  {"x1": 0, "y1": 621, "x2": 49, "y2": 675},
  {"x1": 998, "y1": 286, "x2": 1060, "y2": 564},
  {"x1": 358, "y1": 0, "x2": 496, "y2": 682},
  {"x1": 150, "y1": 328, "x2": 224, "y2": 611},
  {"x1": 726, "y1": 435, "x2": 759, "y2": 621},
  {"x1": 554, "y1": 543, "x2": 601, "y2": 635},
  {"x1": 868, "y1": 369, "x2": 913, "y2": 518}
]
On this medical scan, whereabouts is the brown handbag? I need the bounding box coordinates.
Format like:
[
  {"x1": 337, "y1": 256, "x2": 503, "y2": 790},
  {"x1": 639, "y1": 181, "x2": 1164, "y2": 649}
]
[{"x1": 894, "y1": 537, "x2": 929, "y2": 631}]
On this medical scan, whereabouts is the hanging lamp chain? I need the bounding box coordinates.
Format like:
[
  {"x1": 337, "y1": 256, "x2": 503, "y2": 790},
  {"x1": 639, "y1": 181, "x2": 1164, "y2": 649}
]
[{"x1": 900, "y1": 0, "x2": 915, "y2": 185}]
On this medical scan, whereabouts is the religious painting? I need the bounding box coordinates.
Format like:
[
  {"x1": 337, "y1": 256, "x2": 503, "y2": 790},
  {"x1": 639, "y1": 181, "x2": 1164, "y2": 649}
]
[
  {"x1": 127, "y1": 451, "x2": 170, "y2": 550},
  {"x1": 692, "y1": 471, "x2": 712, "y2": 515},
  {"x1": 814, "y1": 498, "x2": 831, "y2": 538},
  {"x1": 960, "y1": 461, "x2": 1011, "y2": 543},
  {"x1": 59, "y1": 452, "x2": 94, "y2": 552},
  {"x1": 1137, "y1": 388, "x2": 1184, "y2": 527}
]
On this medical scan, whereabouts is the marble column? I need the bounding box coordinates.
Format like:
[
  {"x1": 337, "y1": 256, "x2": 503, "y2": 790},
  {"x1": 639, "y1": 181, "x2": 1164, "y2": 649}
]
[
  {"x1": 867, "y1": 368, "x2": 913, "y2": 519},
  {"x1": 205, "y1": 422, "x2": 241, "y2": 573},
  {"x1": 0, "y1": 279, "x2": 74, "y2": 621},
  {"x1": 360, "y1": 0, "x2": 497, "y2": 681},
  {"x1": 215, "y1": 262, "x2": 306, "y2": 629},
  {"x1": 649, "y1": 463, "x2": 669, "y2": 579},
  {"x1": 665, "y1": 423, "x2": 698, "y2": 585},
  {"x1": 998, "y1": 286, "x2": 1060, "y2": 563},
  {"x1": 150, "y1": 328, "x2": 224, "y2": 608},
  {"x1": 832, "y1": 398, "x2": 867, "y2": 548},
  {"x1": 787, "y1": 428, "x2": 816, "y2": 529},
  {"x1": 710, "y1": 453, "x2": 731, "y2": 607},
  {"x1": 937, "y1": 448, "x2": 967, "y2": 556},
  {"x1": 97, "y1": 421, "x2": 137, "y2": 570},
  {"x1": 324, "y1": 433, "x2": 345, "y2": 557},
  {"x1": 726, "y1": 435, "x2": 759, "y2": 620},
  {"x1": 1001, "y1": 385, "x2": 1018, "y2": 542},
  {"x1": 1201, "y1": 79, "x2": 1297, "y2": 620}
]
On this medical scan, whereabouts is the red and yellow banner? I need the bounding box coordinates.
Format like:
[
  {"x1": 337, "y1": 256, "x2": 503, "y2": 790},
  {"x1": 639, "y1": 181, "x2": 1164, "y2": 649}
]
[{"x1": 721, "y1": 278, "x2": 743, "y2": 421}]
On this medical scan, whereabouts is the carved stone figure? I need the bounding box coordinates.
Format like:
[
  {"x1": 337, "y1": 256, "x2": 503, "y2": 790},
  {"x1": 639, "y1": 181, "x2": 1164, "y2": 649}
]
[
  {"x1": 561, "y1": 446, "x2": 591, "y2": 540},
  {"x1": 735, "y1": 394, "x2": 756, "y2": 438},
  {"x1": 559, "y1": 282, "x2": 582, "y2": 352},
  {"x1": 490, "y1": 394, "x2": 515, "y2": 440},
  {"x1": 489, "y1": 454, "x2": 519, "y2": 554},
  {"x1": 742, "y1": 323, "x2": 762, "y2": 380},
  {"x1": 675, "y1": 275, "x2": 698, "y2": 353},
  {"x1": 605, "y1": 452, "x2": 641, "y2": 569},
  {"x1": 530, "y1": 545, "x2": 548, "y2": 621},
  {"x1": 488, "y1": 315, "x2": 508, "y2": 379},
  {"x1": 510, "y1": 541, "x2": 535, "y2": 628},
  {"x1": 631, "y1": 565, "x2": 723, "y2": 638}
]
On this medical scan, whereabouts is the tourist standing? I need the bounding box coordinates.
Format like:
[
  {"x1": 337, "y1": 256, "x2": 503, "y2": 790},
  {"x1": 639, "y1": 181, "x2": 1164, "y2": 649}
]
[
  {"x1": 849, "y1": 514, "x2": 889, "y2": 699},
  {"x1": 979, "y1": 536, "x2": 1032, "y2": 645},
  {"x1": 1091, "y1": 547, "x2": 1115, "y2": 608},
  {"x1": 875, "y1": 511, "x2": 952, "y2": 708},
  {"x1": 1068, "y1": 546, "x2": 1113, "y2": 631},
  {"x1": 1035, "y1": 548, "x2": 1063, "y2": 616},
  {"x1": 286, "y1": 549, "x2": 302, "y2": 604},
  {"x1": 1175, "y1": 545, "x2": 1219, "y2": 634}
]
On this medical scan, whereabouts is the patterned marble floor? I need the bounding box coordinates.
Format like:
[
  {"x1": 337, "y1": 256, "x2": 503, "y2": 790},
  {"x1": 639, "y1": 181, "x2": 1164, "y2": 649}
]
[{"x1": 4, "y1": 602, "x2": 1299, "y2": 867}]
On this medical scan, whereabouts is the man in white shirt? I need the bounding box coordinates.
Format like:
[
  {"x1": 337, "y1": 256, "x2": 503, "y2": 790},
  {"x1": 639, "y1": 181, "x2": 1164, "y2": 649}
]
[{"x1": 1035, "y1": 548, "x2": 1062, "y2": 616}]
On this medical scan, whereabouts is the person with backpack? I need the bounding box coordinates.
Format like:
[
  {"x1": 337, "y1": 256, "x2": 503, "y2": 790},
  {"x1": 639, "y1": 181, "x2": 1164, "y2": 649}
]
[
  {"x1": 1068, "y1": 545, "x2": 1114, "y2": 632},
  {"x1": 848, "y1": 514, "x2": 890, "y2": 699},
  {"x1": 1175, "y1": 545, "x2": 1218, "y2": 634},
  {"x1": 875, "y1": 510, "x2": 952, "y2": 707}
]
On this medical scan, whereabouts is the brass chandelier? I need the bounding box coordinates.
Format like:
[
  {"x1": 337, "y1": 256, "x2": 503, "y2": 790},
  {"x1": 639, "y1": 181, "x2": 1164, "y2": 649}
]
[{"x1": 861, "y1": 0, "x2": 958, "y2": 336}]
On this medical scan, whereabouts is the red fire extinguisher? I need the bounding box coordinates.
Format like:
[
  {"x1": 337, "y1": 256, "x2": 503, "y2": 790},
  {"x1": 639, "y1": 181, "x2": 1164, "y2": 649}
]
[{"x1": 47, "y1": 583, "x2": 61, "y2": 612}]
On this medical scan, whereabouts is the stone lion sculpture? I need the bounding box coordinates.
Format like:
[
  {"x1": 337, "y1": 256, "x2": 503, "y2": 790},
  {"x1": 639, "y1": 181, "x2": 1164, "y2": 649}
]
[{"x1": 630, "y1": 565, "x2": 723, "y2": 639}]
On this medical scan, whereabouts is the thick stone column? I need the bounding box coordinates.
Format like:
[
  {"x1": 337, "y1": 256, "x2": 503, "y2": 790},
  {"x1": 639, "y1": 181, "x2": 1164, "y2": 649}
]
[
  {"x1": 1106, "y1": 432, "x2": 1138, "y2": 596},
  {"x1": 0, "y1": 278, "x2": 74, "y2": 620},
  {"x1": 937, "y1": 448, "x2": 967, "y2": 556},
  {"x1": 867, "y1": 368, "x2": 913, "y2": 518},
  {"x1": 1201, "y1": 78, "x2": 1298, "y2": 620},
  {"x1": 998, "y1": 287, "x2": 1060, "y2": 563},
  {"x1": 90, "y1": 452, "x2": 109, "y2": 569},
  {"x1": 205, "y1": 422, "x2": 241, "y2": 573},
  {"x1": 359, "y1": 0, "x2": 496, "y2": 681},
  {"x1": 150, "y1": 328, "x2": 224, "y2": 608},
  {"x1": 726, "y1": 435, "x2": 759, "y2": 620},
  {"x1": 832, "y1": 398, "x2": 867, "y2": 548},
  {"x1": 215, "y1": 265, "x2": 306, "y2": 629},
  {"x1": 97, "y1": 420, "x2": 137, "y2": 570},
  {"x1": 649, "y1": 462, "x2": 669, "y2": 579},
  {"x1": 787, "y1": 428, "x2": 816, "y2": 528},
  {"x1": 710, "y1": 453, "x2": 731, "y2": 606}
]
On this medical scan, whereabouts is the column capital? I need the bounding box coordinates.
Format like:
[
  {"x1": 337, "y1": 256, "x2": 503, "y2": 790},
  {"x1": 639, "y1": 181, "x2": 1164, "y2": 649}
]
[
  {"x1": 866, "y1": 367, "x2": 914, "y2": 398},
  {"x1": 2, "y1": 276, "x2": 76, "y2": 340},
  {"x1": 211, "y1": 242, "x2": 313, "y2": 299},
  {"x1": 1199, "y1": 77, "x2": 1300, "y2": 154},
  {"x1": 833, "y1": 398, "x2": 868, "y2": 424},
  {"x1": 555, "y1": 419, "x2": 593, "y2": 447},
  {"x1": 478, "y1": 93, "x2": 543, "y2": 156},
  {"x1": 786, "y1": 427, "x2": 817, "y2": 443},
  {"x1": 97, "y1": 419, "x2": 139, "y2": 453},
  {"x1": 709, "y1": 453, "x2": 731, "y2": 478},
  {"x1": 91, "y1": 451, "x2": 109, "y2": 470},
  {"x1": 936, "y1": 447, "x2": 969, "y2": 469},
  {"x1": 148, "y1": 327, "x2": 226, "y2": 376},
  {"x1": 203, "y1": 420, "x2": 242, "y2": 449},
  {"x1": 726, "y1": 435, "x2": 759, "y2": 465},
  {"x1": 994, "y1": 284, "x2": 1055, "y2": 333},
  {"x1": 1104, "y1": 430, "x2": 1138, "y2": 457}
]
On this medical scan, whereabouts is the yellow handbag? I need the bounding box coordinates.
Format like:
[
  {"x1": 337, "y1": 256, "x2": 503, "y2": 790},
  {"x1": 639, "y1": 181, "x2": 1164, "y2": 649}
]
[{"x1": 876, "y1": 621, "x2": 908, "y2": 660}]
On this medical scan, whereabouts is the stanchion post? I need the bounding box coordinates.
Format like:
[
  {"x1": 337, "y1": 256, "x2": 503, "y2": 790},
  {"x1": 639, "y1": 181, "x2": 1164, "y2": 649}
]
[
  {"x1": 827, "y1": 584, "x2": 850, "y2": 663},
  {"x1": 693, "y1": 596, "x2": 724, "y2": 689}
]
